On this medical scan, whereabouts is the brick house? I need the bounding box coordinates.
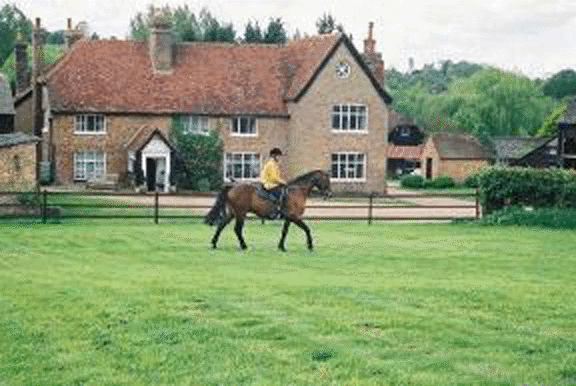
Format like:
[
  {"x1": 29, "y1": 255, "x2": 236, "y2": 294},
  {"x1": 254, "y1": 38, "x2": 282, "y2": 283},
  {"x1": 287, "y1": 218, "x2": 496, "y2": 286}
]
[
  {"x1": 420, "y1": 133, "x2": 492, "y2": 181},
  {"x1": 15, "y1": 18, "x2": 392, "y2": 193}
]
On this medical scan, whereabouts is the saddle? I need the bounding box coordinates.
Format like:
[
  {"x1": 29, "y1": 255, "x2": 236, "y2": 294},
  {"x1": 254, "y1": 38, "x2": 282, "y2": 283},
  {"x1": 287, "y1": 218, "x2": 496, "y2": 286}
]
[{"x1": 256, "y1": 183, "x2": 287, "y2": 205}]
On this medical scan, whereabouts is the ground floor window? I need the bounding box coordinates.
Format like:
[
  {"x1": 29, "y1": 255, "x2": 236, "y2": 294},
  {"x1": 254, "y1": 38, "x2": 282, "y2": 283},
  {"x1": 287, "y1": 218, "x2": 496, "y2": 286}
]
[
  {"x1": 224, "y1": 152, "x2": 260, "y2": 181},
  {"x1": 331, "y1": 152, "x2": 365, "y2": 181},
  {"x1": 74, "y1": 151, "x2": 106, "y2": 181}
]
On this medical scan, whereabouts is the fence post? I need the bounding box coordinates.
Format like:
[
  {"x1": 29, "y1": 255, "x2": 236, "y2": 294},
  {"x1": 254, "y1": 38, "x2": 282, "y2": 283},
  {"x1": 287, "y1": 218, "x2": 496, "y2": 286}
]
[
  {"x1": 154, "y1": 190, "x2": 159, "y2": 224},
  {"x1": 42, "y1": 190, "x2": 47, "y2": 224},
  {"x1": 368, "y1": 193, "x2": 373, "y2": 226},
  {"x1": 475, "y1": 188, "x2": 480, "y2": 219}
]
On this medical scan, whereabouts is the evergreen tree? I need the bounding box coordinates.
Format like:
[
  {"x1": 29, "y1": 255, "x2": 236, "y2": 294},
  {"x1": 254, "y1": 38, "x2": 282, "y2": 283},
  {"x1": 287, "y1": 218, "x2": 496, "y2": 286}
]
[
  {"x1": 263, "y1": 18, "x2": 286, "y2": 44},
  {"x1": 243, "y1": 20, "x2": 262, "y2": 43}
]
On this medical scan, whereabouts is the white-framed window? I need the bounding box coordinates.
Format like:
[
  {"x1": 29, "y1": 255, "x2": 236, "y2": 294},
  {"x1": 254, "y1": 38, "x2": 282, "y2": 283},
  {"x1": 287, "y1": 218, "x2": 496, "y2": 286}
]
[
  {"x1": 331, "y1": 152, "x2": 366, "y2": 181},
  {"x1": 74, "y1": 151, "x2": 106, "y2": 181},
  {"x1": 224, "y1": 152, "x2": 260, "y2": 181},
  {"x1": 331, "y1": 104, "x2": 367, "y2": 132},
  {"x1": 181, "y1": 115, "x2": 211, "y2": 135},
  {"x1": 231, "y1": 117, "x2": 257, "y2": 136},
  {"x1": 75, "y1": 114, "x2": 106, "y2": 134}
]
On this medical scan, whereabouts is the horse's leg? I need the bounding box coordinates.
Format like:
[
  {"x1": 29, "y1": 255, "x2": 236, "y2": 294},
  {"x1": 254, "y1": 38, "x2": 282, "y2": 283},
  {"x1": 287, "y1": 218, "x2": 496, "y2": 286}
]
[
  {"x1": 234, "y1": 217, "x2": 248, "y2": 250},
  {"x1": 211, "y1": 216, "x2": 233, "y2": 249},
  {"x1": 292, "y1": 218, "x2": 313, "y2": 251},
  {"x1": 278, "y1": 219, "x2": 291, "y2": 252}
]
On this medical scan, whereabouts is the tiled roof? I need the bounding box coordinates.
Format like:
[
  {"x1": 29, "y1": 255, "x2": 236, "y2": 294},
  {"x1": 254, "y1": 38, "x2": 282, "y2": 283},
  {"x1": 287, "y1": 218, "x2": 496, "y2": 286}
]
[
  {"x1": 0, "y1": 132, "x2": 39, "y2": 148},
  {"x1": 387, "y1": 144, "x2": 423, "y2": 159},
  {"x1": 431, "y1": 133, "x2": 492, "y2": 160},
  {"x1": 491, "y1": 136, "x2": 552, "y2": 160},
  {"x1": 0, "y1": 74, "x2": 15, "y2": 115},
  {"x1": 43, "y1": 33, "x2": 385, "y2": 116}
]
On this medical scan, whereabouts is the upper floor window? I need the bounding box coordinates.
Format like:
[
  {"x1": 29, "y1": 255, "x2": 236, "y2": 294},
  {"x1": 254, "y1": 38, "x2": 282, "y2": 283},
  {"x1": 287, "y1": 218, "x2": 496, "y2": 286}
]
[
  {"x1": 331, "y1": 104, "x2": 367, "y2": 132},
  {"x1": 224, "y1": 152, "x2": 260, "y2": 181},
  {"x1": 231, "y1": 117, "x2": 257, "y2": 136},
  {"x1": 75, "y1": 114, "x2": 106, "y2": 134},
  {"x1": 181, "y1": 115, "x2": 210, "y2": 135}
]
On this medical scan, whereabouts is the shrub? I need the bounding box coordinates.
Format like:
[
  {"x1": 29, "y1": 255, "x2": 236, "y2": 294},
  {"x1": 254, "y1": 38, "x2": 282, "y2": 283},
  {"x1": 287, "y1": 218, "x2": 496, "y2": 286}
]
[
  {"x1": 477, "y1": 167, "x2": 576, "y2": 214},
  {"x1": 428, "y1": 175, "x2": 456, "y2": 189},
  {"x1": 479, "y1": 207, "x2": 576, "y2": 229},
  {"x1": 171, "y1": 117, "x2": 224, "y2": 191},
  {"x1": 400, "y1": 175, "x2": 424, "y2": 189},
  {"x1": 463, "y1": 174, "x2": 480, "y2": 188}
]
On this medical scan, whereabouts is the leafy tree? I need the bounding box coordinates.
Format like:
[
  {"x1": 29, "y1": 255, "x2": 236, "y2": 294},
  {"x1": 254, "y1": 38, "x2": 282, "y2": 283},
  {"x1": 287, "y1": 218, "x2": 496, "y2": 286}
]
[
  {"x1": 0, "y1": 4, "x2": 32, "y2": 67},
  {"x1": 543, "y1": 69, "x2": 576, "y2": 100},
  {"x1": 243, "y1": 20, "x2": 262, "y2": 43},
  {"x1": 170, "y1": 117, "x2": 223, "y2": 191},
  {"x1": 316, "y1": 12, "x2": 342, "y2": 34},
  {"x1": 46, "y1": 30, "x2": 65, "y2": 45},
  {"x1": 537, "y1": 102, "x2": 567, "y2": 137},
  {"x1": 263, "y1": 18, "x2": 287, "y2": 44}
]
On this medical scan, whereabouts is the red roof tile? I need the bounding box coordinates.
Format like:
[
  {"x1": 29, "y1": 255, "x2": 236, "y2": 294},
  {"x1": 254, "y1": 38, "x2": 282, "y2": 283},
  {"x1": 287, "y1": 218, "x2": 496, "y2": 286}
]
[{"x1": 45, "y1": 34, "x2": 347, "y2": 116}]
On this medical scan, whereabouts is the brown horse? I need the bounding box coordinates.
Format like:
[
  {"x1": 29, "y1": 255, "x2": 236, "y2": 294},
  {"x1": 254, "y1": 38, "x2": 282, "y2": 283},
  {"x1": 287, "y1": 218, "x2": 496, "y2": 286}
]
[{"x1": 205, "y1": 170, "x2": 332, "y2": 251}]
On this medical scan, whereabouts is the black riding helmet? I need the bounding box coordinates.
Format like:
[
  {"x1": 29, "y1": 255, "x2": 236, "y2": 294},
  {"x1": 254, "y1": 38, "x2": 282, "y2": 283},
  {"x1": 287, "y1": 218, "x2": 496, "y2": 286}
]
[{"x1": 270, "y1": 148, "x2": 283, "y2": 156}]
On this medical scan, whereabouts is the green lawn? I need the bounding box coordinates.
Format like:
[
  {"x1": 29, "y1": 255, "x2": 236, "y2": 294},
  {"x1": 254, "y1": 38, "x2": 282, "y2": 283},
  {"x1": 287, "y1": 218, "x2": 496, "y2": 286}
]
[{"x1": 1, "y1": 221, "x2": 575, "y2": 385}]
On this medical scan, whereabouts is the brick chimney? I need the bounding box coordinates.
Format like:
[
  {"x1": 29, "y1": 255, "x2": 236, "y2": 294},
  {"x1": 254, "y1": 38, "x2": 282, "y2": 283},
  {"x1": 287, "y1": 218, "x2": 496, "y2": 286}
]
[
  {"x1": 362, "y1": 22, "x2": 385, "y2": 85},
  {"x1": 65, "y1": 18, "x2": 86, "y2": 49},
  {"x1": 149, "y1": 9, "x2": 173, "y2": 72},
  {"x1": 32, "y1": 17, "x2": 45, "y2": 136},
  {"x1": 14, "y1": 33, "x2": 30, "y2": 95}
]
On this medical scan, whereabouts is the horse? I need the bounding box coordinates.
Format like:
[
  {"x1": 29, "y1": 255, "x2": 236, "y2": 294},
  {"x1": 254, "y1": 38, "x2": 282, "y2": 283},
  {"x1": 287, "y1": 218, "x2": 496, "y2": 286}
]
[{"x1": 205, "y1": 170, "x2": 332, "y2": 251}]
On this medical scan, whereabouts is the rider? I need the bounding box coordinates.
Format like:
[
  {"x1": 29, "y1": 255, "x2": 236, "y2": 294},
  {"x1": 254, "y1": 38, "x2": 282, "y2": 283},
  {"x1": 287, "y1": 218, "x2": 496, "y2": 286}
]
[{"x1": 260, "y1": 147, "x2": 287, "y2": 219}]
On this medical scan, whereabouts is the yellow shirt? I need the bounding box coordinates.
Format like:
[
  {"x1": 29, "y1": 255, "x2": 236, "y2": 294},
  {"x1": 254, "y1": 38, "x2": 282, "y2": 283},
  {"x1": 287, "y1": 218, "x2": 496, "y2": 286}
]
[{"x1": 260, "y1": 159, "x2": 285, "y2": 189}]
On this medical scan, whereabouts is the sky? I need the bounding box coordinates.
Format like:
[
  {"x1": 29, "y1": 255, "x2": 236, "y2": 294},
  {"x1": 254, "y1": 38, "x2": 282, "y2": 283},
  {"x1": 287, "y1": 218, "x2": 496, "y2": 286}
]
[{"x1": 12, "y1": 0, "x2": 576, "y2": 79}]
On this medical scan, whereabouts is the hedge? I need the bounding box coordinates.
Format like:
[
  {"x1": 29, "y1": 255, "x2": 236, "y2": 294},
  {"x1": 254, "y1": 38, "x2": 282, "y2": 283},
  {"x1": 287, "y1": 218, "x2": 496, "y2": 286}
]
[{"x1": 476, "y1": 167, "x2": 576, "y2": 214}]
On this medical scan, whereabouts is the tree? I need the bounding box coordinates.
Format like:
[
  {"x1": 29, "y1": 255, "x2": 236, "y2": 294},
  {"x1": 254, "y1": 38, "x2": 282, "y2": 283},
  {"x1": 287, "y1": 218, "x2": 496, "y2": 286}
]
[
  {"x1": 537, "y1": 102, "x2": 567, "y2": 137},
  {"x1": 316, "y1": 12, "x2": 342, "y2": 34},
  {"x1": 46, "y1": 30, "x2": 65, "y2": 45},
  {"x1": 128, "y1": 5, "x2": 235, "y2": 43},
  {"x1": 243, "y1": 20, "x2": 262, "y2": 43},
  {"x1": 543, "y1": 69, "x2": 576, "y2": 100},
  {"x1": 0, "y1": 4, "x2": 32, "y2": 67},
  {"x1": 263, "y1": 18, "x2": 286, "y2": 44}
]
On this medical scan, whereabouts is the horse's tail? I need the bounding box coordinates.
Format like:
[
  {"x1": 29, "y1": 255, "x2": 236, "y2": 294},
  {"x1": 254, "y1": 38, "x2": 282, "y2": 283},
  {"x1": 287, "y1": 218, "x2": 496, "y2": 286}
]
[{"x1": 204, "y1": 185, "x2": 233, "y2": 226}]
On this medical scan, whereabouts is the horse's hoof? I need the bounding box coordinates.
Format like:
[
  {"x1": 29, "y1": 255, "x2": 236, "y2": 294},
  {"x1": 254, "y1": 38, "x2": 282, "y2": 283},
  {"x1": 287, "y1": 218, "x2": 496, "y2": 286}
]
[
  {"x1": 241, "y1": 245, "x2": 248, "y2": 250},
  {"x1": 278, "y1": 245, "x2": 286, "y2": 252}
]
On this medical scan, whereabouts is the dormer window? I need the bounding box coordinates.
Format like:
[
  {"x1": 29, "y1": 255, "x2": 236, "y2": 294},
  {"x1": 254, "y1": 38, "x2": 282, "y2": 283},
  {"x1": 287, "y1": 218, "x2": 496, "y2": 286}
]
[{"x1": 75, "y1": 114, "x2": 106, "y2": 134}]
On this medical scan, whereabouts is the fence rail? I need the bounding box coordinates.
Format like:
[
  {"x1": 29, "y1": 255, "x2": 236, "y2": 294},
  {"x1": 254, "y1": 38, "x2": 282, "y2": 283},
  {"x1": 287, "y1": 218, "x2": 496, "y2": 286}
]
[{"x1": 0, "y1": 189, "x2": 481, "y2": 224}]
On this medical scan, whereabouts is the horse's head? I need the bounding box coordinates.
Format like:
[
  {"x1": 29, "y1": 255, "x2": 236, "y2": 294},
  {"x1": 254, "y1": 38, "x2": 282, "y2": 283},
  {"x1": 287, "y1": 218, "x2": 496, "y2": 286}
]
[{"x1": 312, "y1": 170, "x2": 333, "y2": 199}]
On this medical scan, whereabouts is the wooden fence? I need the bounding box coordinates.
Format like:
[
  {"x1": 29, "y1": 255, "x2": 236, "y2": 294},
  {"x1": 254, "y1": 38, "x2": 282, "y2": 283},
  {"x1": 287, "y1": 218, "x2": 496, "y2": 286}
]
[{"x1": 0, "y1": 190, "x2": 481, "y2": 224}]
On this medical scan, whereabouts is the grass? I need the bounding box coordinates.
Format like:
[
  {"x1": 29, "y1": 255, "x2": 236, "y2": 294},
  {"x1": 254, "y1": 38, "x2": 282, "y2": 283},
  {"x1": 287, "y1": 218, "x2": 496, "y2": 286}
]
[{"x1": 1, "y1": 221, "x2": 576, "y2": 385}]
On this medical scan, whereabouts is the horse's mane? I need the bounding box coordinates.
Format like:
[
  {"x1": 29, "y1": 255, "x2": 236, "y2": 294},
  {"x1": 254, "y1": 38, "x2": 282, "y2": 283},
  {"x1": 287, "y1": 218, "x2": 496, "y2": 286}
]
[{"x1": 288, "y1": 170, "x2": 325, "y2": 185}]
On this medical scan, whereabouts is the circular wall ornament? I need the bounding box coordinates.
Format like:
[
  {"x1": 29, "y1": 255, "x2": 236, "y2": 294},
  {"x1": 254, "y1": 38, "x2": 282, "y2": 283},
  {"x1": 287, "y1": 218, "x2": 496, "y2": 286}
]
[{"x1": 335, "y1": 61, "x2": 351, "y2": 79}]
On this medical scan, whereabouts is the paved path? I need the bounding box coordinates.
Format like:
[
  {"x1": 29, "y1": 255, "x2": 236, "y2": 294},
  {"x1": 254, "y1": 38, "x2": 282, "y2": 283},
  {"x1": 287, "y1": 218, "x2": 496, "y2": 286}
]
[{"x1": 93, "y1": 186, "x2": 479, "y2": 221}]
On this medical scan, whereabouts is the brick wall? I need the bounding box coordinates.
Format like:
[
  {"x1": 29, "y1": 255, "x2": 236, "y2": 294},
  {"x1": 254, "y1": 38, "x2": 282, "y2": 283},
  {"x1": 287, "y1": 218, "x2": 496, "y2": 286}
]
[
  {"x1": 51, "y1": 114, "x2": 170, "y2": 184},
  {"x1": 287, "y1": 44, "x2": 389, "y2": 194},
  {"x1": 0, "y1": 142, "x2": 37, "y2": 191},
  {"x1": 420, "y1": 138, "x2": 489, "y2": 181}
]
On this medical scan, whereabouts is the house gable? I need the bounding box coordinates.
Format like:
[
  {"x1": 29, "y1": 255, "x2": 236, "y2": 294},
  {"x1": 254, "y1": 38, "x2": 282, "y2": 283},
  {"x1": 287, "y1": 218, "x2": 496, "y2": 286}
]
[{"x1": 287, "y1": 34, "x2": 392, "y2": 105}]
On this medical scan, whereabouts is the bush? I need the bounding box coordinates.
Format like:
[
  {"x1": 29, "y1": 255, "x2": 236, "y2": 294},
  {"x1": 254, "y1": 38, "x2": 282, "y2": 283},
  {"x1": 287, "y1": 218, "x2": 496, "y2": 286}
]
[
  {"x1": 463, "y1": 174, "x2": 480, "y2": 188},
  {"x1": 477, "y1": 167, "x2": 576, "y2": 214},
  {"x1": 428, "y1": 175, "x2": 456, "y2": 189},
  {"x1": 479, "y1": 207, "x2": 576, "y2": 229},
  {"x1": 400, "y1": 175, "x2": 424, "y2": 189},
  {"x1": 171, "y1": 117, "x2": 224, "y2": 191}
]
